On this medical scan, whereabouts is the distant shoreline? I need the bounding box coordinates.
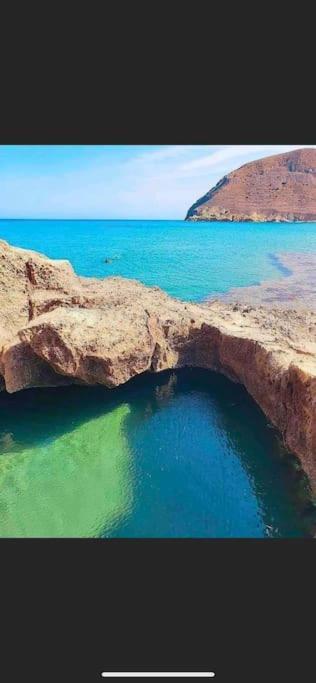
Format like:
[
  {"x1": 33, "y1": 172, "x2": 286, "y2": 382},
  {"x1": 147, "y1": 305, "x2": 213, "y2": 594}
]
[{"x1": 1, "y1": 217, "x2": 316, "y2": 223}]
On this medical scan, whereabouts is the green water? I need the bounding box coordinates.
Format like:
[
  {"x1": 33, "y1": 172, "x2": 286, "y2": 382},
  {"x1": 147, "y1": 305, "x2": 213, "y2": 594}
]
[
  {"x1": 0, "y1": 404, "x2": 132, "y2": 537},
  {"x1": 0, "y1": 371, "x2": 313, "y2": 538}
]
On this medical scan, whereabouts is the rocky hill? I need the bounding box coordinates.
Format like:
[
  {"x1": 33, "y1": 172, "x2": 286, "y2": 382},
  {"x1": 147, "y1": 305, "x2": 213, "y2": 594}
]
[{"x1": 186, "y1": 148, "x2": 316, "y2": 222}]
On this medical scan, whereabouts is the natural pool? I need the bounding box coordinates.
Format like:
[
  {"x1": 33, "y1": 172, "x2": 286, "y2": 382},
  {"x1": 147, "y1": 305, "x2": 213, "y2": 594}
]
[
  {"x1": 1, "y1": 219, "x2": 315, "y2": 537},
  {"x1": 0, "y1": 369, "x2": 313, "y2": 538}
]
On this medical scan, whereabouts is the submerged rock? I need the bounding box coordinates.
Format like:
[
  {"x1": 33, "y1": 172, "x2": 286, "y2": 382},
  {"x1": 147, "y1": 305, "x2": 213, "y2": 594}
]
[{"x1": 1, "y1": 238, "x2": 316, "y2": 494}]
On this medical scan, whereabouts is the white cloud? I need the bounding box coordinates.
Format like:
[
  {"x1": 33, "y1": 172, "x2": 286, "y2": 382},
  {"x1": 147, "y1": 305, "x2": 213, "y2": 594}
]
[
  {"x1": 133, "y1": 145, "x2": 213, "y2": 163},
  {"x1": 179, "y1": 144, "x2": 315, "y2": 174}
]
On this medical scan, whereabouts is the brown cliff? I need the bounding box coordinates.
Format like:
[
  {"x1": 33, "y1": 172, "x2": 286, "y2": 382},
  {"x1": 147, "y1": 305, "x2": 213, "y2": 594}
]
[
  {"x1": 1, "y1": 239, "x2": 316, "y2": 495},
  {"x1": 186, "y1": 148, "x2": 316, "y2": 222}
]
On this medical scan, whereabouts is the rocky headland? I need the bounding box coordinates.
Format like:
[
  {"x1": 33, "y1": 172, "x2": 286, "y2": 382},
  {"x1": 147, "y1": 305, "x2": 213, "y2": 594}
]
[
  {"x1": 186, "y1": 147, "x2": 316, "y2": 222},
  {"x1": 1, "y1": 239, "x2": 316, "y2": 495}
]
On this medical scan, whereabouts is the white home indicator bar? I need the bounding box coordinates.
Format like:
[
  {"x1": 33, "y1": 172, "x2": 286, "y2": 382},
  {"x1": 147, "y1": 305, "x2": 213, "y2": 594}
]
[{"x1": 101, "y1": 674, "x2": 215, "y2": 678}]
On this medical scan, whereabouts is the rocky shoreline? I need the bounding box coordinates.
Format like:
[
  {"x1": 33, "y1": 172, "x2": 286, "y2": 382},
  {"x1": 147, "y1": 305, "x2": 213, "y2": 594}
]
[{"x1": 1, "y1": 239, "x2": 316, "y2": 495}]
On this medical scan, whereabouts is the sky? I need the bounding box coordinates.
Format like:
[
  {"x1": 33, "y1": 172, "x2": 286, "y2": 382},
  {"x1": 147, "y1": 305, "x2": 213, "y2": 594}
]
[{"x1": 0, "y1": 144, "x2": 315, "y2": 219}]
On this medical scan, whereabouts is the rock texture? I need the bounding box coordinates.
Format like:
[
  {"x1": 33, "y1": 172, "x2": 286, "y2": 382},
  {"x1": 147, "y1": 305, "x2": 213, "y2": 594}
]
[
  {"x1": 186, "y1": 148, "x2": 316, "y2": 222},
  {"x1": 1, "y1": 239, "x2": 316, "y2": 494}
]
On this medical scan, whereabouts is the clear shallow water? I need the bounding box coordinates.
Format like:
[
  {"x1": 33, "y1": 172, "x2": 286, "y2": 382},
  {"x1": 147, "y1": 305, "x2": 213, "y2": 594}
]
[
  {"x1": 1, "y1": 218, "x2": 316, "y2": 300},
  {"x1": 0, "y1": 219, "x2": 315, "y2": 537},
  {"x1": 0, "y1": 370, "x2": 313, "y2": 538}
]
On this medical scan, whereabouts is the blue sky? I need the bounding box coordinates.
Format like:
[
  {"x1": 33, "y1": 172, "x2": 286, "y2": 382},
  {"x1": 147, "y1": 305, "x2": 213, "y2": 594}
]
[{"x1": 0, "y1": 145, "x2": 315, "y2": 219}]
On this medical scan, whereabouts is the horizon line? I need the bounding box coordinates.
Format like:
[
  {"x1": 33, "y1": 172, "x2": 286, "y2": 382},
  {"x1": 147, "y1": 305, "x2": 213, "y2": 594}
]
[{"x1": 0, "y1": 217, "x2": 185, "y2": 222}]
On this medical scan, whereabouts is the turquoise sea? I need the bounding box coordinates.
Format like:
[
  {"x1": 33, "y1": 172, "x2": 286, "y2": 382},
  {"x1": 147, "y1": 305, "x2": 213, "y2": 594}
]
[
  {"x1": 0, "y1": 219, "x2": 315, "y2": 537},
  {"x1": 3, "y1": 218, "x2": 316, "y2": 300}
]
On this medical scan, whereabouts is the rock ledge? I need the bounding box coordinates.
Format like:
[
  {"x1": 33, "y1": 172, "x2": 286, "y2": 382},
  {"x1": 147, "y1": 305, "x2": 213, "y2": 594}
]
[{"x1": 1, "y1": 239, "x2": 316, "y2": 494}]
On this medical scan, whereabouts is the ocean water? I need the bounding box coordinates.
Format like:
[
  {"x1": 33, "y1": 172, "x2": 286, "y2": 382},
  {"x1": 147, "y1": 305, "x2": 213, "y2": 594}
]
[
  {"x1": 0, "y1": 219, "x2": 315, "y2": 537},
  {"x1": 2, "y1": 218, "x2": 316, "y2": 300}
]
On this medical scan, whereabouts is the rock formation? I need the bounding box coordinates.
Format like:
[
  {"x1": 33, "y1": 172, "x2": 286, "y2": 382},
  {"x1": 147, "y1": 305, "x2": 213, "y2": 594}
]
[
  {"x1": 186, "y1": 148, "x2": 316, "y2": 222},
  {"x1": 1, "y1": 239, "x2": 316, "y2": 495}
]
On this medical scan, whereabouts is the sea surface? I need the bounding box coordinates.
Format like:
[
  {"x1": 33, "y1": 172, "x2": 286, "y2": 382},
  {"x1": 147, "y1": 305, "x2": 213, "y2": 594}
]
[{"x1": 0, "y1": 219, "x2": 316, "y2": 537}]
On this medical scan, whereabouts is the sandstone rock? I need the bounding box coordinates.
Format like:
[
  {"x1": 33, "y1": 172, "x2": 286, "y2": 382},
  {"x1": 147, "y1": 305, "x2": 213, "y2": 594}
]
[
  {"x1": 185, "y1": 148, "x2": 316, "y2": 222},
  {"x1": 1, "y1": 239, "x2": 316, "y2": 495}
]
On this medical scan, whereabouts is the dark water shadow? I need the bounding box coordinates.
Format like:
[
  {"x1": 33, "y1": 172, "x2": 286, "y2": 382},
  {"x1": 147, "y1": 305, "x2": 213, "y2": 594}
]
[
  {"x1": 116, "y1": 369, "x2": 314, "y2": 538},
  {"x1": 267, "y1": 253, "x2": 293, "y2": 277}
]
